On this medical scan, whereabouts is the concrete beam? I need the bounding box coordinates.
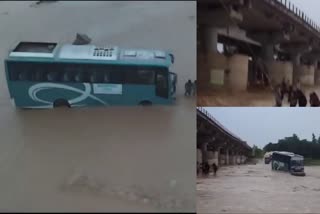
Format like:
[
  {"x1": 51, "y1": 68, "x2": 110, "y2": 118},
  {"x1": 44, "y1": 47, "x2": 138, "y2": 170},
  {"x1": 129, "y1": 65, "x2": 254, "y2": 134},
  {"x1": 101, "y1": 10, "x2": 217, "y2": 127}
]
[
  {"x1": 201, "y1": 142, "x2": 208, "y2": 164},
  {"x1": 198, "y1": 8, "x2": 243, "y2": 26},
  {"x1": 281, "y1": 43, "x2": 312, "y2": 54},
  {"x1": 226, "y1": 149, "x2": 230, "y2": 165},
  {"x1": 249, "y1": 31, "x2": 290, "y2": 45}
]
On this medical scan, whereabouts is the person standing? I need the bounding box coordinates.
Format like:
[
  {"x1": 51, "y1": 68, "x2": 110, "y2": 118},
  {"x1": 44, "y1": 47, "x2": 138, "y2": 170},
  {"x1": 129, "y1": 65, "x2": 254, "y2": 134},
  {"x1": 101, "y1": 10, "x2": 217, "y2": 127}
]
[
  {"x1": 212, "y1": 163, "x2": 218, "y2": 176},
  {"x1": 202, "y1": 161, "x2": 210, "y2": 176},
  {"x1": 185, "y1": 80, "x2": 193, "y2": 96},
  {"x1": 273, "y1": 85, "x2": 283, "y2": 107}
]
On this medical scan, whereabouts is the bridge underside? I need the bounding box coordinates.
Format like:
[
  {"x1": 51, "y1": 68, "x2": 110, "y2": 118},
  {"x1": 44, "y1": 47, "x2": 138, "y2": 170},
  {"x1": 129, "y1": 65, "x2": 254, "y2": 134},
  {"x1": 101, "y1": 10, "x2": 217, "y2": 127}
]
[
  {"x1": 198, "y1": 0, "x2": 320, "y2": 91},
  {"x1": 197, "y1": 108, "x2": 252, "y2": 174}
]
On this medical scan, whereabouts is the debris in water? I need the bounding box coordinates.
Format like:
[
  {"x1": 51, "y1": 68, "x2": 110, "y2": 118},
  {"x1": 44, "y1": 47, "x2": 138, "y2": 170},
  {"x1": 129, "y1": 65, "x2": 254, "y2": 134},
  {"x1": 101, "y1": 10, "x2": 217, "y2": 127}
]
[{"x1": 72, "y1": 33, "x2": 92, "y2": 45}]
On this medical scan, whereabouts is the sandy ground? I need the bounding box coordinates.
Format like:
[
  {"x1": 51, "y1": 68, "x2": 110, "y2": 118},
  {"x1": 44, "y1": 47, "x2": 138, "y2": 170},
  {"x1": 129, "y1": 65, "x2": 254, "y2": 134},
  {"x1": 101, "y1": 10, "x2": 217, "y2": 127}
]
[
  {"x1": 197, "y1": 161, "x2": 320, "y2": 213},
  {"x1": 0, "y1": 1, "x2": 196, "y2": 212},
  {"x1": 198, "y1": 86, "x2": 320, "y2": 107}
]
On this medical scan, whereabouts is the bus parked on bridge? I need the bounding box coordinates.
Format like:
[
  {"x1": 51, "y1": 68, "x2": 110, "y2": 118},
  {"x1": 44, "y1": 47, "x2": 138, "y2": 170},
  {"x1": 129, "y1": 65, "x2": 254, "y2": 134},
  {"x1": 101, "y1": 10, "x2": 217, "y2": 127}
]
[
  {"x1": 4, "y1": 42, "x2": 177, "y2": 108},
  {"x1": 271, "y1": 151, "x2": 305, "y2": 176}
]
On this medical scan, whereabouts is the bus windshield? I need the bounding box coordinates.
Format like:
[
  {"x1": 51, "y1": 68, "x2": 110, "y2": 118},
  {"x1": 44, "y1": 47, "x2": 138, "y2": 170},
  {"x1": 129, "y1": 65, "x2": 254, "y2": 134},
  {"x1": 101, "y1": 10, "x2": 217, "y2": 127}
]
[{"x1": 291, "y1": 160, "x2": 303, "y2": 167}]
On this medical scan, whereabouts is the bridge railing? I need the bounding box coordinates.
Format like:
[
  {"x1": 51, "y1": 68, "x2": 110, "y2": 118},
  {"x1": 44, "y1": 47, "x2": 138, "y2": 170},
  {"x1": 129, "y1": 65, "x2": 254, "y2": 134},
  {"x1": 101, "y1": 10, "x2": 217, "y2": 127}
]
[
  {"x1": 263, "y1": 0, "x2": 320, "y2": 34},
  {"x1": 196, "y1": 107, "x2": 250, "y2": 149}
]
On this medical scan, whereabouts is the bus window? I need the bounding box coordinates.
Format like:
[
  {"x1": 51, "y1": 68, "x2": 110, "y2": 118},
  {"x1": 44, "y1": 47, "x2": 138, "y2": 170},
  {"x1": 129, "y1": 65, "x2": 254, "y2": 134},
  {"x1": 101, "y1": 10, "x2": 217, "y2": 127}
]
[
  {"x1": 47, "y1": 72, "x2": 59, "y2": 82},
  {"x1": 155, "y1": 70, "x2": 168, "y2": 98},
  {"x1": 62, "y1": 72, "x2": 74, "y2": 82},
  {"x1": 75, "y1": 72, "x2": 89, "y2": 83},
  {"x1": 8, "y1": 62, "x2": 20, "y2": 81},
  {"x1": 137, "y1": 69, "x2": 155, "y2": 84},
  {"x1": 90, "y1": 72, "x2": 97, "y2": 83},
  {"x1": 62, "y1": 63, "x2": 85, "y2": 83},
  {"x1": 7, "y1": 61, "x2": 32, "y2": 81},
  {"x1": 89, "y1": 72, "x2": 103, "y2": 83},
  {"x1": 124, "y1": 67, "x2": 155, "y2": 85},
  {"x1": 75, "y1": 72, "x2": 84, "y2": 82},
  {"x1": 33, "y1": 70, "x2": 44, "y2": 81},
  {"x1": 103, "y1": 72, "x2": 110, "y2": 83},
  {"x1": 18, "y1": 71, "x2": 31, "y2": 81},
  {"x1": 110, "y1": 69, "x2": 124, "y2": 84}
]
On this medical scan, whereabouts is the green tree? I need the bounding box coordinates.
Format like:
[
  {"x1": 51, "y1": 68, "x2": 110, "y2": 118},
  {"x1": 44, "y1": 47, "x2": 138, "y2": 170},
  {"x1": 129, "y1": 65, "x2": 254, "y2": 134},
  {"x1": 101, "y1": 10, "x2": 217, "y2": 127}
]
[{"x1": 312, "y1": 133, "x2": 317, "y2": 144}]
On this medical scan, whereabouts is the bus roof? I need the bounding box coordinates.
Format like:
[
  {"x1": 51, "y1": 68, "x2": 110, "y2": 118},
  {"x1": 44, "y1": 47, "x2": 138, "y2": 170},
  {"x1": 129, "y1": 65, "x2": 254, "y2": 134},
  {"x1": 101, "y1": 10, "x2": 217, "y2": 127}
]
[
  {"x1": 273, "y1": 151, "x2": 304, "y2": 159},
  {"x1": 6, "y1": 42, "x2": 173, "y2": 67}
]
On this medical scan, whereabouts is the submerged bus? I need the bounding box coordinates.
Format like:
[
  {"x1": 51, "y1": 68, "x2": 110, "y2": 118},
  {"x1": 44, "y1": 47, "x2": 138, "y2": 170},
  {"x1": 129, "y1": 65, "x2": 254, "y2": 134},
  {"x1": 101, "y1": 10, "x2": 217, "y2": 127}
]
[
  {"x1": 4, "y1": 42, "x2": 177, "y2": 108},
  {"x1": 271, "y1": 151, "x2": 305, "y2": 176}
]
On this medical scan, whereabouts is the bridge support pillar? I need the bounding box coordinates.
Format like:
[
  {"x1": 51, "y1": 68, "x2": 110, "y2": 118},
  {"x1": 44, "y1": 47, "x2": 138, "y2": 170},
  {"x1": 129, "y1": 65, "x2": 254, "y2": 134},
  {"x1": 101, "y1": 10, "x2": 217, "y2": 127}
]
[
  {"x1": 236, "y1": 153, "x2": 241, "y2": 165},
  {"x1": 226, "y1": 149, "x2": 229, "y2": 165},
  {"x1": 229, "y1": 150, "x2": 234, "y2": 165},
  {"x1": 214, "y1": 150, "x2": 220, "y2": 166},
  {"x1": 205, "y1": 27, "x2": 218, "y2": 54},
  {"x1": 233, "y1": 154, "x2": 237, "y2": 165},
  {"x1": 315, "y1": 61, "x2": 320, "y2": 85},
  {"x1": 197, "y1": 149, "x2": 202, "y2": 164},
  {"x1": 200, "y1": 142, "x2": 208, "y2": 165},
  {"x1": 219, "y1": 149, "x2": 226, "y2": 165},
  {"x1": 262, "y1": 43, "x2": 274, "y2": 62},
  {"x1": 240, "y1": 155, "x2": 246, "y2": 164},
  {"x1": 292, "y1": 53, "x2": 302, "y2": 84}
]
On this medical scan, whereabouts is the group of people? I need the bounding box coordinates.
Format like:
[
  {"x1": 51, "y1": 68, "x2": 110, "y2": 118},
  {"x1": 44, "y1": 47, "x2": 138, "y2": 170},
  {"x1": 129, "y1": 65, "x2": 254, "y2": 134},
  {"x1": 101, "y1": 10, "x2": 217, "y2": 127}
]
[
  {"x1": 197, "y1": 162, "x2": 218, "y2": 177},
  {"x1": 185, "y1": 80, "x2": 196, "y2": 96},
  {"x1": 274, "y1": 79, "x2": 320, "y2": 107}
]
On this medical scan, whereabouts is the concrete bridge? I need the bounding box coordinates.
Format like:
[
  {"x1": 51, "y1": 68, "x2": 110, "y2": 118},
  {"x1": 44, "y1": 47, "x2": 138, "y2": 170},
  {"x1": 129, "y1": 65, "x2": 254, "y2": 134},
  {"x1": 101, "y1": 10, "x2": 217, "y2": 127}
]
[
  {"x1": 197, "y1": 107, "x2": 252, "y2": 169},
  {"x1": 198, "y1": 0, "x2": 320, "y2": 91}
]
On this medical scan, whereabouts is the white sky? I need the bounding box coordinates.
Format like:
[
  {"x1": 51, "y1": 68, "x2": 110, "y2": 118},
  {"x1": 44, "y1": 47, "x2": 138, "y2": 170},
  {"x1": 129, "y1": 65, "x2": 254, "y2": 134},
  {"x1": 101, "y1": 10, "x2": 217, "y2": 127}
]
[
  {"x1": 290, "y1": 0, "x2": 319, "y2": 25},
  {"x1": 205, "y1": 108, "x2": 320, "y2": 149}
]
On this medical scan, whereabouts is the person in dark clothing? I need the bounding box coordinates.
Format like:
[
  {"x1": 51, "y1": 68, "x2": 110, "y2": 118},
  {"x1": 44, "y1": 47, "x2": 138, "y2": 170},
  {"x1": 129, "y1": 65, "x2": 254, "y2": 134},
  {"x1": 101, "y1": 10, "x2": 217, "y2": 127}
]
[
  {"x1": 212, "y1": 163, "x2": 218, "y2": 176},
  {"x1": 280, "y1": 78, "x2": 288, "y2": 100},
  {"x1": 274, "y1": 85, "x2": 283, "y2": 107},
  {"x1": 202, "y1": 162, "x2": 210, "y2": 176},
  {"x1": 310, "y1": 92, "x2": 320, "y2": 107},
  {"x1": 296, "y1": 89, "x2": 307, "y2": 107},
  {"x1": 184, "y1": 80, "x2": 193, "y2": 96},
  {"x1": 288, "y1": 85, "x2": 293, "y2": 103}
]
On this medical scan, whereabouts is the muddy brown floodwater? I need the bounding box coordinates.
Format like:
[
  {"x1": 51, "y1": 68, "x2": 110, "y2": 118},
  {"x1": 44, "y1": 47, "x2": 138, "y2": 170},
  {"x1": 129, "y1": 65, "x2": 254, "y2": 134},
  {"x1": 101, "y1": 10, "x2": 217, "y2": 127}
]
[
  {"x1": 0, "y1": 1, "x2": 196, "y2": 212},
  {"x1": 197, "y1": 161, "x2": 320, "y2": 213}
]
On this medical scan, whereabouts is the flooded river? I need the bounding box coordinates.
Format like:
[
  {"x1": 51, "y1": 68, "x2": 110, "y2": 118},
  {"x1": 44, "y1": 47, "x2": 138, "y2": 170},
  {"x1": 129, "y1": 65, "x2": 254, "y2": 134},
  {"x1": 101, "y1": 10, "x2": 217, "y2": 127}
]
[
  {"x1": 0, "y1": 1, "x2": 196, "y2": 212},
  {"x1": 197, "y1": 161, "x2": 320, "y2": 213}
]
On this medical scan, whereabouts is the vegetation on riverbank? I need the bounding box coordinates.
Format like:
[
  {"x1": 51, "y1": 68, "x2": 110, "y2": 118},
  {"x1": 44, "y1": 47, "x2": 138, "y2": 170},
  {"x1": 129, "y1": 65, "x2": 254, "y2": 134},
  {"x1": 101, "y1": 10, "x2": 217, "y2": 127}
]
[{"x1": 304, "y1": 158, "x2": 320, "y2": 166}]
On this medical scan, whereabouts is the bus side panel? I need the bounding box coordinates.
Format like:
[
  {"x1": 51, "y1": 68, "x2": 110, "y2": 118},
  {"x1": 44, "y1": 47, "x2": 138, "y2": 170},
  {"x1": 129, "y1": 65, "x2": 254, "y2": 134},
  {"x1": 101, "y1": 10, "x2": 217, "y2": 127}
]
[
  {"x1": 90, "y1": 85, "x2": 172, "y2": 106},
  {"x1": 4, "y1": 60, "x2": 14, "y2": 99}
]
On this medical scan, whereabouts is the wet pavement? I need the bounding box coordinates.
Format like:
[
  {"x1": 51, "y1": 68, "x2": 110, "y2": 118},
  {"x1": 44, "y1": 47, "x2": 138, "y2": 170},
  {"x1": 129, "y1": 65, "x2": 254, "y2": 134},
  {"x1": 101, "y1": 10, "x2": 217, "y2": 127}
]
[
  {"x1": 0, "y1": 1, "x2": 196, "y2": 212},
  {"x1": 197, "y1": 161, "x2": 320, "y2": 213}
]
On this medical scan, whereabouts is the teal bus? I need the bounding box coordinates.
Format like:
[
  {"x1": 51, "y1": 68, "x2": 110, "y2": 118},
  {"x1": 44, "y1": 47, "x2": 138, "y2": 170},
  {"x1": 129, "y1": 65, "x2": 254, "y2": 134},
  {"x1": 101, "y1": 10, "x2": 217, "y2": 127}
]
[{"x1": 4, "y1": 42, "x2": 177, "y2": 108}]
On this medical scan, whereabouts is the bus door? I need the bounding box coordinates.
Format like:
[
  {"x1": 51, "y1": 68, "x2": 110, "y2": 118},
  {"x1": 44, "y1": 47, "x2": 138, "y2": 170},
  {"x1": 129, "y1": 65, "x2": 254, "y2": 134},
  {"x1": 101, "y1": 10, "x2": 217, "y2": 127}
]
[
  {"x1": 155, "y1": 70, "x2": 168, "y2": 99},
  {"x1": 169, "y1": 72, "x2": 177, "y2": 97}
]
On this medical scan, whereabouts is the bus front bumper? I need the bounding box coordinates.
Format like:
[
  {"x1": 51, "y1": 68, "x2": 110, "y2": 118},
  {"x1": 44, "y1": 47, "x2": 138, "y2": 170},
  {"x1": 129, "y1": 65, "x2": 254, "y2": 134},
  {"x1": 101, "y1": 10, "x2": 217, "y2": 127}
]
[{"x1": 290, "y1": 171, "x2": 306, "y2": 176}]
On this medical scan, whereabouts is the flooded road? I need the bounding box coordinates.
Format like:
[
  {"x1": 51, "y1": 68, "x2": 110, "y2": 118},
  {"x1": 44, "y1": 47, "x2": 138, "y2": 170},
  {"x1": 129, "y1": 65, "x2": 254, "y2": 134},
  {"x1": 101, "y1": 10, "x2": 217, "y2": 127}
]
[
  {"x1": 0, "y1": 1, "x2": 196, "y2": 212},
  {"x1": 197, "y1": 161, "x2": 320, "y2": 213}
]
